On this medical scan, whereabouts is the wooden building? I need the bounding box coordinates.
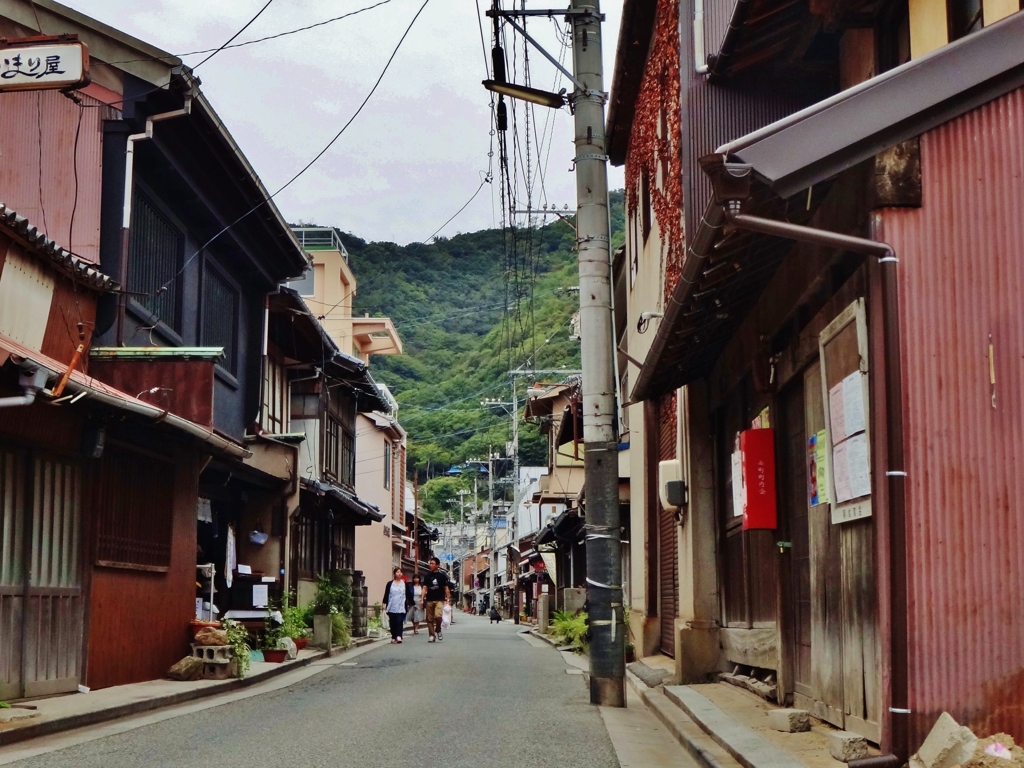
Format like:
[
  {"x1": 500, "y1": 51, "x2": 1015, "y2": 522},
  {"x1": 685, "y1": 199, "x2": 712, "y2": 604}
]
[{"x1": 610, "y1": 0, "x2": 1024, "y2": 756}]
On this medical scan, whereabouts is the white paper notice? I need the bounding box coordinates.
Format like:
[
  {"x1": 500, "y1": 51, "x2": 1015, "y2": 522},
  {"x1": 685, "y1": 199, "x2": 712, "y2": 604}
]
[
  {"x1": 832, "y1": 441, "x2": 853, "y2": 503},
  {"x1": 846, "y1": 433, "x2": 871, "y2": 498},
  {"x1": 252, "y1": 584, "x2": 269, "y2": 608},
  {"x1": 731, "y1": 450, "x2": 745, "y2": 517},
  {"x1": 237, "y1": 564, "x2": 252, "y2": 575},
  {"x1": 828, "y1": 382, "x2": 846, "y2": 441},
  {"x1": 261, "y1": 576, "x2": 276, "y2": 583},
  {"x1": 842, "y1": 372, "x2": 866, "y2": 436}
]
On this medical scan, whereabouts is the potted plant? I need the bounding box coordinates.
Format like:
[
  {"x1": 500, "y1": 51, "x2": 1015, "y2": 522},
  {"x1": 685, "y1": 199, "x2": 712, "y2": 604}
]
[
  {"x1": 261, "y1": 614, "x2": 288, "y2": 663},
  {"x1": 281, "y1": 603, "x2": 311, "y2": 651},
  {"x1": 221, "y1": 619, "x2": 251, "y2": 678},
  {"x1": 310, "y1": 572, "x2": 353, "y2": 649}
]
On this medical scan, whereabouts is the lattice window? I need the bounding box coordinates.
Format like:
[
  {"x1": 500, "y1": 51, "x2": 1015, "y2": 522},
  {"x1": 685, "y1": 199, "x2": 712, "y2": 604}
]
[
  {"x1": 202, "y1": 265, "x2": 239, "y2": 374},
  {"x1": 129, "y1": 192, "x2": 183, "y2": 330},
  {"x1": 95, "y1": 447, "x2": 174, "y2": 571}
]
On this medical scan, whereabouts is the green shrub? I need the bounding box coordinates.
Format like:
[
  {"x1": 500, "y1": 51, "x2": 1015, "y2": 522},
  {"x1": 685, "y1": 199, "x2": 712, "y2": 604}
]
[
  {"x1": 550, "y1": 610, "x2": 588, "y2": 651},
  {"x1": 331, "y1": 612, "x2": 352, "y2": 648},
  {"x1": 311, "y1": 572, "x2": 353, "y2": 616},
  {"x1": 222, "y1": 619, "x2": 252, "y2": 678}
]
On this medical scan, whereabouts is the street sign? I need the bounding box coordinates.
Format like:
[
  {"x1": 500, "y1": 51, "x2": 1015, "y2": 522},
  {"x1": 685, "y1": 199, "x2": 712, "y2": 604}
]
[
  {"x1": 0, "y1": 36, "x2": 90, "y2": 93},
  {"x1": 440, "y1": 552, "x2": 455, "y2": 563}
]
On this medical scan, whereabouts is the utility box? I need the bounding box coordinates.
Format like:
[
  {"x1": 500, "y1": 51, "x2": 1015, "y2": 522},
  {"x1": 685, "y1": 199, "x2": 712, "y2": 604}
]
[{"x1": 740, "y1": 428, "x2": 777, "y2": 530}]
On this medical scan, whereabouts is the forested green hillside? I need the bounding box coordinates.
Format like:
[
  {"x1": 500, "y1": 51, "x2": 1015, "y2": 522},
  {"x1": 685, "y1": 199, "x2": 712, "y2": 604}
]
[{"x1": 344, "y1": 191, "x2": 624, "y2": 513}]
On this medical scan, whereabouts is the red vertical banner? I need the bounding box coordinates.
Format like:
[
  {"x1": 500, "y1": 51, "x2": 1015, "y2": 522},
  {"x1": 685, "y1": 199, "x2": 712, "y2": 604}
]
[{"x1": 740, "y1": 428, "x2": 777, "y2": 530}]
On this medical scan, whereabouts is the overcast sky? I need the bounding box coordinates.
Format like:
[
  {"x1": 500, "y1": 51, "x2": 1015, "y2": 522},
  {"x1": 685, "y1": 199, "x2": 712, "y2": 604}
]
[{"x1": 82, "y1": 0, "x2": 624, "y2": 245}]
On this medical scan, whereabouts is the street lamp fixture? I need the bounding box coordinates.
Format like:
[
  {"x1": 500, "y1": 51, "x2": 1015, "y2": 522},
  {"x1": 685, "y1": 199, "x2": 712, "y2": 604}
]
[{"x1": 482, "y1": 79, "x2": 566, "y2": 109}]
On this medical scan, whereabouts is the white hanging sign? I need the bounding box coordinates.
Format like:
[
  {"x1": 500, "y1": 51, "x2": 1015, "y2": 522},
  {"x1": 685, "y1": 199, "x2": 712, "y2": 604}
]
[{"x1": 0, "y1": 39, "x2": 90, "y2": 92}]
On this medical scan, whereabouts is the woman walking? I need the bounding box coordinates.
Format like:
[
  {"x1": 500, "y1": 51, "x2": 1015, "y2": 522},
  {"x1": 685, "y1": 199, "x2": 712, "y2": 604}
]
[
  {"x1": 383, "y1": 568, "x2": 412, "y2": 644},
  {"x1": 407, "y1": 574, "x2": 426, "y2": 634}
]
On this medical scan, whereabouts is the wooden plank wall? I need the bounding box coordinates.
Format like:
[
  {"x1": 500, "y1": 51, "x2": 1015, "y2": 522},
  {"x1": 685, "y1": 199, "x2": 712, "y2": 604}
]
[{"x1": 85, "y1": 444, "x2": 199, "y2": 690}]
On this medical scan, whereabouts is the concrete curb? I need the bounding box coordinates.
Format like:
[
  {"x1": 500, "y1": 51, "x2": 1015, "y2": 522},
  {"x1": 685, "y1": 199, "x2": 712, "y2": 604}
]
[
  {"x1": 626, "y1": 670, "x2": 741, "y2": 768},
  {"x1": 664, "y1": 686, "x2": 804, "y2": 768},
  {"x1": 0, "y1": 638, "x2": 386, "y2": 748}
]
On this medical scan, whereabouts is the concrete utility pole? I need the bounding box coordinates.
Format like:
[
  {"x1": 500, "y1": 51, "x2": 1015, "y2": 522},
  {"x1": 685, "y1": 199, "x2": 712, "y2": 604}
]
[
  {"x1": 483, "y1": 0, "x2": 621, "y2": 705},
  {"x1": 569, "y1": 0, "x2": 624, "y2": 708}
]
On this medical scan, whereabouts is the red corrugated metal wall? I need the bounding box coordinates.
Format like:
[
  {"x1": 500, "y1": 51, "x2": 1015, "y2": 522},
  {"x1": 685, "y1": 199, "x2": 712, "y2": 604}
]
[
  {"x1": 0, "y1": 91, "x2": 111, "y2": 262},
  {"x1": 882, "y1": 87, "x2": 1024, "y2": 747}
]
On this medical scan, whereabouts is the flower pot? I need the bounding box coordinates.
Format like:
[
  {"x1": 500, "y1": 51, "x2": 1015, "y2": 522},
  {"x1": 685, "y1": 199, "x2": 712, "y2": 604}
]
[
  {"x1": 293, "y1": 637, "x2": 308, "y2": 651},
  {"x1": 263, "y1": 648, "x2": 288, "y2": 663}
]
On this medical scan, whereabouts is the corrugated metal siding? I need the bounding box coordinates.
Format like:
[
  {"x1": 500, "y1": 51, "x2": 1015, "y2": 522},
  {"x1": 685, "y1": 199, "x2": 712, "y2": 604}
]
[
  {"x1": 882, "y1": 87, "x2": 1024, "y2": 747},
  {"x1": 705, "y1": 0, "x2": 738, "y2": 62},
  {"x1": 658, "y1": 392, "x2": 678, "y2": 655},
  {"x1": 0, "y1": 91, "x2": 112, "y2": 263},
  {"x1": 681, "y1": 70, "x2": 809, "y2": 249}
]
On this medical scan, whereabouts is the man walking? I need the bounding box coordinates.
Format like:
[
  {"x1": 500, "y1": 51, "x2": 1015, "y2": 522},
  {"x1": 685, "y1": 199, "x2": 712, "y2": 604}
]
[{"x1": 423, "y1": 557, "x2": 451, "y2": 643}]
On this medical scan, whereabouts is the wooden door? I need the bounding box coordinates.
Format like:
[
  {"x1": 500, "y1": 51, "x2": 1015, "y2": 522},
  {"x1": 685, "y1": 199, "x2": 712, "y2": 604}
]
[
  {"x1": 798, "y1": 358, "x2": 880, "y2": 741},
  {"x1": 0, "y1": 448, "x2": 82, "y2": 700},
  {"x1": 779, "y1": 379, "x2": 812, "y2": 700},
  {"x1": 802, "y1": 362, "x2": 846, "y2": 727}
]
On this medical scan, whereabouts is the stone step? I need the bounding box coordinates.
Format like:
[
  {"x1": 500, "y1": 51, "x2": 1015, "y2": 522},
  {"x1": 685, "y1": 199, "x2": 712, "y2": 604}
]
[
  {"x1": 664, "y1": 686, "x2": 805, "y2": 768},
  {"x1": 627, "y1": 670, "x2": 744, "y2": 768}
]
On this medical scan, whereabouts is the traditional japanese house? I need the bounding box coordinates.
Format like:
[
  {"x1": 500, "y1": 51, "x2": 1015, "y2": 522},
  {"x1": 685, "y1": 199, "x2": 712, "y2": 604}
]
[
  {"x1": 610, "y1": 0, "x2": 1024, "y2": 755},
  {"x1": 0, "y1": 207, "x2": 243, "y2": 696}
]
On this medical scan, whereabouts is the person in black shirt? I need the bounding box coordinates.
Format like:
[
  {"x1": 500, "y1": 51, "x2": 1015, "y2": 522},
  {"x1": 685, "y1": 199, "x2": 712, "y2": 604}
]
[{"x1": 423, "y1": 557, "x2": 451, "y2": 642}]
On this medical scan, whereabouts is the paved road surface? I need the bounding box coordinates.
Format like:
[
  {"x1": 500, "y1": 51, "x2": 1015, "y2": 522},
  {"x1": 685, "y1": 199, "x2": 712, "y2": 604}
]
[{"x1": 6, "y1": 615, "x2": 619, "y2": 768}]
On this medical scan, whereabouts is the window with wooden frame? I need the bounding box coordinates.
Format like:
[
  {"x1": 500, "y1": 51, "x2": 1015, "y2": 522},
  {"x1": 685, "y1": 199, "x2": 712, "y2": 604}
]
[
  {"x1": 202, "y1": 263, "x2": 239, "y2": 375},
  {"x1": 325, "y1": 415, "x2": 341, "y2": 483},
  {"x1": 640, "y1": 172, "x2": 652, "y2": 244},
  {"x1": 261, "y1": 355, "x2": 289, "y2": 434},
  {"x1": 128, "y1": 191, "x2": 184, "y2": 331},
  {"x1": 95, "y1": 446, "x2": 175, "y2": 571}
]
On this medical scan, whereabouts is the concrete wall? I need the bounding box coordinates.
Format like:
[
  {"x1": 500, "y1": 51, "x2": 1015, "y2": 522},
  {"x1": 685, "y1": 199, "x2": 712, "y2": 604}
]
[{"x1": 355, "y1": 414, "x2": 399, "y2": 605}]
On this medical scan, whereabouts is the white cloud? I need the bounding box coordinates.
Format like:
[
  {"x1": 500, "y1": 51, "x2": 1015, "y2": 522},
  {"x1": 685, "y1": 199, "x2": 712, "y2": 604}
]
[{"x1": 81, "y1": 0, "x2": 624, "y2": 244}]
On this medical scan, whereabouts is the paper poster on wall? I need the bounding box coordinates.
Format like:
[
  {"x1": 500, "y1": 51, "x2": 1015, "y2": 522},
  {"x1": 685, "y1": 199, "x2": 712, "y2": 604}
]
[
  {"x1": 252, "y1": 584, "x2": 269, "y2": 608},
  {"x1": 845, "y1": 433, "x2": 871, "y2": 498},
  {"x1": 842, "y1": 372, "x2": 866, "y2": 436},
  {"x1": 828, "y1": 383, "x2": 846, "y2": 441},
  {"x1": 832, "y1": 441, "x2": 853, "y2": 503},
  {"x1": 731, "y1": 450, "x2": 745, "y2": 517},
  {"x1": 807, "y1": 431, "x2": 830, "y2": 506}
]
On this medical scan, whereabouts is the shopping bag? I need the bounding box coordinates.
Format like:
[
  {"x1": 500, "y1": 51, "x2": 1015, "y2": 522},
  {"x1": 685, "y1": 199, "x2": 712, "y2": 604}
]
[{"x1": 441, "y1": 603, "x2": 452, "y2": 630}]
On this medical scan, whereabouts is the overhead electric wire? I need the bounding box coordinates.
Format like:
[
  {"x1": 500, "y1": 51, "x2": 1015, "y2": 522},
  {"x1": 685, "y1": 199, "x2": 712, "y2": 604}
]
[
  {"x1": 193, "y1": 0, "x2": 277, "y2": 69},
  {"x1": 113, "y1": 1, "x2": 393, "y2": 64},
  {"x1": 154, "y1": 0, "x2": 434, "y2": 297}
]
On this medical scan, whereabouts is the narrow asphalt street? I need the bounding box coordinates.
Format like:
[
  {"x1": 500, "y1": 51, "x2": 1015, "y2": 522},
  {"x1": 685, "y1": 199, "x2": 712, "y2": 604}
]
[{"x1": 3, "y1": 616, "x2": 619, "y2": 768}]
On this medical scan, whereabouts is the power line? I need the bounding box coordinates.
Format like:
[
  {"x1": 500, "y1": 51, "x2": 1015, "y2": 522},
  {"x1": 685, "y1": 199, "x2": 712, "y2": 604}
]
[
  {"x1": 156, "y1": 0, "x2": 434, "y2": 297},
  {"x1": 194, "y1": 0, "x2": 277, "y2": 69},
  {"x1": 112, "y1": 1, "x2": 393, "y2": 64}
]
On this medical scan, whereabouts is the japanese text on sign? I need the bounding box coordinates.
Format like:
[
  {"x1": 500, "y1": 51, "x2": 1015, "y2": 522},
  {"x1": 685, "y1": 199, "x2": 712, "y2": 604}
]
[{"x1": 0, "y1": 42, "x2": 88, "y2": 92}]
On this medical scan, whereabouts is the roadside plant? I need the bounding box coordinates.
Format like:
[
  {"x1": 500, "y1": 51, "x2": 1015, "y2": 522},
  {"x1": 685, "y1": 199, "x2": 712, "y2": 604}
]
[
  {"x1": 331, "y1": 609, "x2": 352, "y2": 648},
  {"x1": 221, "y1": 619, "x2": 252, "y2": 678},
  {"x1": 311, "y1": 572, "x2": 353, "y2": 617},
  {"x1": 550, "y1": 609, "x2": 589, "y2": 652},
  {"x1": 262, "y1": 613, "x2": 287, "y2": 651},
  {"x1": 0, "y1": 701, "x2": 9, "y2": 709},
  {"x1": 277, "y1": 593, "x2": 311, "y2": 639}
]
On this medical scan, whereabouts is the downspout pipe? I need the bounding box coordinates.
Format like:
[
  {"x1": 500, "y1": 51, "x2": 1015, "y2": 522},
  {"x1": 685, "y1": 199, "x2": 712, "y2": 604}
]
[
  {"x1": 694, "y1": 0, "x2": 709, "y2": 74},
  {"x1": 0, "y1": 367, "x2": 49, "y2": 409},
  {"x1": 705, "y1": 156, "x2": 908, "y2": 759},
  {"x1": 116, "y1": 93, "x2": 195, "y2": 345}
]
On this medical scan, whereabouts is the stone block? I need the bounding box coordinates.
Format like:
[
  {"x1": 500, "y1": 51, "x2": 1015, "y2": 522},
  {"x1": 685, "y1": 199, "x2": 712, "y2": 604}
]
[
  {"x1": 829, "y1": 731, "x2": 869, "y2": 762},
  {"x1": 909, "y1": 712, "x2": 978, "y2": 768},
  {"x1": 167, "y1": 656, "x2": 205, "y2": 681},
  {"x1": 767, "y1": 709, "x2": 811, "y2": 733},
  {"x1": 202, "y1": 659, "x2": 238, "y2": 680},
  {"x1": 277, "y1": 637, "x2": 297, "y2": 660},
  {"x1": 191, "y1": 644, "x2": 233, "y2": 663}
]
